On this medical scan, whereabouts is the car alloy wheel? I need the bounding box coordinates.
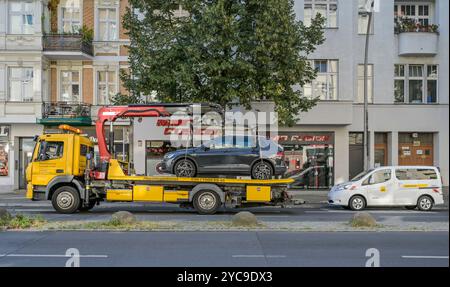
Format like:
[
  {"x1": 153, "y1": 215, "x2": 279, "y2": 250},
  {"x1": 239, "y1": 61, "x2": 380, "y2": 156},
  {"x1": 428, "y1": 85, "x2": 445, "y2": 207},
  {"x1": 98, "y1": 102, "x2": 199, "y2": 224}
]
[
  {"x1": 350, "y1": 196, "x2": 365, "y2": 210},
  {"x1": 253, "y1": 162, "x2": 273, "y2": 179},
  {"x1": 418, "y1": 196, "x2": 433, "y2": 211},
  {"x1": 175, "y1": 159, "x2": 196, "y2": 177}
]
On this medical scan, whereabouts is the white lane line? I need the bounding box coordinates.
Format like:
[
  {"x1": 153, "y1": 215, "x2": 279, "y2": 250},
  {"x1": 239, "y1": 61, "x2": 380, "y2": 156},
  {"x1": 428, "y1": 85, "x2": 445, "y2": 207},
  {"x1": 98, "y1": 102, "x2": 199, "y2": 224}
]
[
  {"x1": 402, "y1": 255, "x2": 449, "y2": 259},
  {"x1": 232, "y1": 255, "x2": 286, "y2": 258},
  {"x1": 0, "y1": 254, "x2": 108, "y2": 258}
]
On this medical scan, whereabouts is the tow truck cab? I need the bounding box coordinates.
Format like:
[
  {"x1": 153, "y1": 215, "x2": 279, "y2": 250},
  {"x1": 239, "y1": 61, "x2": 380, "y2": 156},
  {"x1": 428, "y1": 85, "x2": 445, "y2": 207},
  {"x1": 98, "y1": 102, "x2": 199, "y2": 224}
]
[{"x1": 26, "y1": 126, "x2": 94, "y2": 201}]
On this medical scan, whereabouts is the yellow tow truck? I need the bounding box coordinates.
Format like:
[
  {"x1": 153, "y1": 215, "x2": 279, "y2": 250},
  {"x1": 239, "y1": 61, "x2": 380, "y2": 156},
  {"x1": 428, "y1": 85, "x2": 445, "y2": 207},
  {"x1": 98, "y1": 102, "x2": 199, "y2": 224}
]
[{"x1": 26, "y1": 104, "x2": 296, "y2": 215}]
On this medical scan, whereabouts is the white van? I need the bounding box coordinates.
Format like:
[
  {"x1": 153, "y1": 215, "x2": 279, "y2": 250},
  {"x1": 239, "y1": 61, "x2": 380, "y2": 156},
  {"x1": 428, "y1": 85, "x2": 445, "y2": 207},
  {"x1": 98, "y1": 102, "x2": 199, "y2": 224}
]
[{"x1": 328, "y1": 166, "x2": 444, "y2": 211}]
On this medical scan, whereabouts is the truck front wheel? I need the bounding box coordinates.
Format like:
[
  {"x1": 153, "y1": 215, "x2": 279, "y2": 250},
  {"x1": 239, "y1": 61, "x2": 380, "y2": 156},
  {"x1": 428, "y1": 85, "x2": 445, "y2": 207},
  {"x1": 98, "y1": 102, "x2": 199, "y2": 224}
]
[
  {"x1": 52, "y1": 186, "x2": 80, "y2": 214},
  {"x1": 193, "y1": 190, "x2": 221, "y2": 215}
]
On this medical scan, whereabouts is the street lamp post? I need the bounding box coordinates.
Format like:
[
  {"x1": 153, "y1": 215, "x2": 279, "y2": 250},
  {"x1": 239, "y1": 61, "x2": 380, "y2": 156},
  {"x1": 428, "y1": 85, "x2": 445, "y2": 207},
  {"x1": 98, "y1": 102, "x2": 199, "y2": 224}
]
[{"x1": 363, "y1": 1, "x2": 374, "y2": 171}]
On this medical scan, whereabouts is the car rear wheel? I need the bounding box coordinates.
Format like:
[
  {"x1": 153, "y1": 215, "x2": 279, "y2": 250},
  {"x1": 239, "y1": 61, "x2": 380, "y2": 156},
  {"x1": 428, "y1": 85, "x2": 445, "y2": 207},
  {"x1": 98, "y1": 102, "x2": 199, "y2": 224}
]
[
  {"x1": 193, "y1": 190, "x2": 221, "y2": 215},
  {"x1": 52, "y1": 186, "x2": 80, "y2": 214},
  {"x1": 251, "y1": 161, "x2": 274, "y2": 179},
  {"x1": 349, "y1": 195, "x2": 366, "y2": 211},
  {"x1": 417, "y1": 195, "x2": 434, "y2": 211},
  {"x1": 174, "y1": 159, "x2": 196, "y2": 177}
]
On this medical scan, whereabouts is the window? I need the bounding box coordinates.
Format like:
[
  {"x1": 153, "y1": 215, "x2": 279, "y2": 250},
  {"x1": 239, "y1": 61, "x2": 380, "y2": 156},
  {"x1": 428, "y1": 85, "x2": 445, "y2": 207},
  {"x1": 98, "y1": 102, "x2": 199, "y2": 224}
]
[
  {"x1": 396, "y1": 169, "x2": 438, "y2": 180},
  {"x1": 394, "y1": 64, "x2": 438, "y2": 104},
  {"x1": 97, "y1": 71, "x2": 117, "y2": 105},
  {"x1": 205, "y1": 137, "x2": 233, "y2": 150},
  {"x1": 60, "y1": 71, "x2": 80, "y2": 102},
  {"x1": 37, "y1": 141, "x2": 64, "y2": 161},
  {"x1": 9, "y1": 1, "x2": 34, "y2": 34},
  {"x1": 304, "y1": 0, "x2": 338, "y2": 28},
  {"x1": 0, "y1": 126, "x2": 10, "y2": 177},
  {"x1": 303, "y1": 60, "x2": 338, "y2": 100},
  {"x1": 98, "y1": 8, "x2": 118, "y2": 41},
  {"x1": 80, "y1": 144, "x2": 93, "y2": 157},
  {"x1": 235, "y1": 136, "x2": 256, "y2": 149},
  {"x1": 394, "y1": 3, "x2": 432, "y2": 26},
  {"x1": 60, "y1": 0, "x2": 81, "y2": 33},
  {"x1": 8, "y1": 67, "x2": 34, "y2": 102},
  {"x1": 363, "y1": 169, "x2": 392, "y2": 185},
  {"x1": 356, "y1": 64, "x2": 373, "y2": 103},
  {"x1": 358, "y1": 0, "x2": 374, "y2": 34}
]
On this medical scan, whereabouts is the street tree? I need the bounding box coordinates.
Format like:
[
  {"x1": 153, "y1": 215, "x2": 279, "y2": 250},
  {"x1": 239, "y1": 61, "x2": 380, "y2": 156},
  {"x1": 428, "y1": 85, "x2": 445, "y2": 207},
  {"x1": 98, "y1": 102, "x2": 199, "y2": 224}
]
[{"x1": 122, "y1": 0, "x2": 325, "y2": 125}]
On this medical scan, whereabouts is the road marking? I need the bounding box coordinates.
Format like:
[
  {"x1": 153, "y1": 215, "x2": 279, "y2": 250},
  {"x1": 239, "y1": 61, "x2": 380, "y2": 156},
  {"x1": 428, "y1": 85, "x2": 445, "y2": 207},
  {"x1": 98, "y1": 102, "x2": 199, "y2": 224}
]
[
  {"x1": 0, "y1": 254, "x2": 108, "y2": 258},
  {"x1": 402, "y1": 255, "x2": 449, "y2": 259},
  {"x1": 232, "y1": 255, "x2": 286, "y2": 258}
]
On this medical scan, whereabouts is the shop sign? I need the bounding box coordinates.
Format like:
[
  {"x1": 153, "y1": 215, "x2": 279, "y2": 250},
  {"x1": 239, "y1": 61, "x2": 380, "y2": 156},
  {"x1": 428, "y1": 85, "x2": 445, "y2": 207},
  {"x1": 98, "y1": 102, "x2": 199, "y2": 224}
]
[
  {"x1": 273, "y1": 133, "x2": 334, "y2": 145},
  {"x1": 416, "y1": 150, "x2": 423, "y2": 155},
  {"x1": 0, "y1": 125, "x2": 10, "y2": 138}
]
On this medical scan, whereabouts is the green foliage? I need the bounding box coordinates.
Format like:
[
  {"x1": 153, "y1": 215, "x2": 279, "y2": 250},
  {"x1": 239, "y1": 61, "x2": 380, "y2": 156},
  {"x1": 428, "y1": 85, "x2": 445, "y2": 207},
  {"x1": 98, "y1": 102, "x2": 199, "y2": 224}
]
[
  {"x1": 79, "y1": 25, "x2": 94, "y2": 43},
  {"x1": 122, "y1": 0, "x2": 325, "y2": 125},
  {"x1": 2, "y1": 214, "x2": 46, "y2": 229}
]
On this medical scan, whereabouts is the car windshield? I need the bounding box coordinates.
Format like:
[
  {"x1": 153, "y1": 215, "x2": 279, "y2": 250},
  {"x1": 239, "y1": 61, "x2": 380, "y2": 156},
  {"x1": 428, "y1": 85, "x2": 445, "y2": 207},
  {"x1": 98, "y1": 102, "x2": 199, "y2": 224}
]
[{"x1": 351, "y1": 169, "x2": 374, "y2": 181}]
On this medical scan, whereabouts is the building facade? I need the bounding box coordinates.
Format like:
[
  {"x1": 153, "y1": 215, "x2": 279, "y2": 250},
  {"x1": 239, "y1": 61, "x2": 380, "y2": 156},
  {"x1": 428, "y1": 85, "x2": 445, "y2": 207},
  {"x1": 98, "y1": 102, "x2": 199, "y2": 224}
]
[
  {"x1": 284, "y1": 0, "x2": 449, "y2": 186},
  {"x1": 0, "y1": 0, "x2": 448, "y2": 190}
]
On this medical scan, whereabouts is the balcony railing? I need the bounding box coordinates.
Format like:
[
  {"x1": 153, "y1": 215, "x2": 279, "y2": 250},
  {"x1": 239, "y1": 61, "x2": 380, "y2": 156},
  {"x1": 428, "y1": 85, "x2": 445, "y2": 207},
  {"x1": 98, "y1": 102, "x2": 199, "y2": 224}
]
[
  {"x1": 39, "y1": 102, "x2": 92, "y2": 126},
  {"x1": 43, "y1": 34, "x2": 93, "y2": 56}
]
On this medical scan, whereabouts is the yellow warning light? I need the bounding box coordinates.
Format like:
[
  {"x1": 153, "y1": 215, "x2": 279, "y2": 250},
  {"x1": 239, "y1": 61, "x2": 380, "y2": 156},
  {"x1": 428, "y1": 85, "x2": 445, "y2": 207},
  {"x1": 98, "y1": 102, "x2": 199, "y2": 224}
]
[{"x1": 59, "y1": 124, "x2": 82, "y2": 134}]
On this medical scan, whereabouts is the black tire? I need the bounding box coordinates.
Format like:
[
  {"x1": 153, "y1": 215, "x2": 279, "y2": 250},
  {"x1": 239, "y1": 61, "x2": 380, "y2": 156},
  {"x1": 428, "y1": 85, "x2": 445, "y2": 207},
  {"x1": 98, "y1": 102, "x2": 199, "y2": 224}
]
[
  {"x1": 79, "y1": 201, "x2": 96, "y2": 212},
  {"x1": 251, "y1": 161, "x2": 274, "y2": 179},
  {"x1": 405, "y1": 205, "x2": 417, "y2": 210},
  {"x1": 193, "y1": 190, "x2": 221, "y2": 215},
  {"x1": 349, "y1": 195, "x2": 366, "y2": 211},
  {"x1": 417, "y1": 195, "x2": 434, "y2": 211},
  {"x1": 51, "y1": 186, "x2": 80, "y2": 214},
  {"x1": 174, "y1": 159, "x2": 197, "y2": 177}
]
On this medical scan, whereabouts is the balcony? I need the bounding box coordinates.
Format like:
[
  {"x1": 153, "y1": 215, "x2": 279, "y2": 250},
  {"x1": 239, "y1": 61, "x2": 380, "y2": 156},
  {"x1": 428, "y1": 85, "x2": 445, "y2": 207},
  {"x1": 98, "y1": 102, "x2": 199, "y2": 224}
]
[
  {"x1": 43, "y1": 34, "x2": 93, "y2": 60},
  {"x1": 38, "y1": 102, "x2": 92, "y2": 126},
  {"x1": 398, "y1": 32, "x2": 438, "y2": 56},
  {"x1": 395, "y1": 18, "x2": 439, "y2": 57}
]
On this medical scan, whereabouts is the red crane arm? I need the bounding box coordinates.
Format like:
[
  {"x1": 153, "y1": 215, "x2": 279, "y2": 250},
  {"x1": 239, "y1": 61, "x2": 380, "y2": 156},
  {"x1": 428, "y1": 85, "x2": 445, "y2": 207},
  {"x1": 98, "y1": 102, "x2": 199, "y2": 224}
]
[{"x1": 95, "y1": 105, "x2": 171, "y2": 161}]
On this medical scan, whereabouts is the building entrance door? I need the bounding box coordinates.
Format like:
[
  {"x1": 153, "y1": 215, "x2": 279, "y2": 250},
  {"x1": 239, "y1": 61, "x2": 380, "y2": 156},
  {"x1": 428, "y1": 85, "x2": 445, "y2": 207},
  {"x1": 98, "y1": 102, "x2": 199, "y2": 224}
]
[{"x1": 19, "y1": 138, "x2": 35, "y2": 189}]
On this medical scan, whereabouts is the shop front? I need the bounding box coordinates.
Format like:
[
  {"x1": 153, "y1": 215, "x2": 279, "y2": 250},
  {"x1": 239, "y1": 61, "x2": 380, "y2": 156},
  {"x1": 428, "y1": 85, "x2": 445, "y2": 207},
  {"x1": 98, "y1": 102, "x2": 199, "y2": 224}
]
[
  {"x1": 398, "y1": 132, "x2": 434, "y2": 166},
  {"x1": 275, "y1": 132, "x2": 334, "y2": 189}
]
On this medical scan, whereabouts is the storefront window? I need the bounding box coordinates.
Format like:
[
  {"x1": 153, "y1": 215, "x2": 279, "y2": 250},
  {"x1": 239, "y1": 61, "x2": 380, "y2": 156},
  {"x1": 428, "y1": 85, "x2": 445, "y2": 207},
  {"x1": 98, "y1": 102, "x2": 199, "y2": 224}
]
[
  {"x1": 275, "y1": 132, "x2": 334, "y2": 188},
  {"x1": 0, "y1": 126, "x2": 10, "y2": 177},
  {"x1": 146, "y1": 141, "x2": 177, "y2": 175}
]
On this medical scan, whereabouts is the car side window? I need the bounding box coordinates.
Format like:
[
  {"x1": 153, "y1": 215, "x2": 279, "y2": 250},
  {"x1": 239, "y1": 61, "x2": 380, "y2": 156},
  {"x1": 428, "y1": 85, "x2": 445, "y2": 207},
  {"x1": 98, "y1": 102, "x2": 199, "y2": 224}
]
[
  {"x1": 207, "y1": 137, "x2": 233, "y2": 150},
  {"x1": 37, "y1": 141, "x2": 64, "y2": 161},
  {"x1": 235, "y1": 136, "x2": 256, "y2": 148},
  {"x1": 363, "y1": 169, "x2": 391, "y2": 185},
  {"x1": 396, "y1": 169, "x2": 438, "y2": 180}
]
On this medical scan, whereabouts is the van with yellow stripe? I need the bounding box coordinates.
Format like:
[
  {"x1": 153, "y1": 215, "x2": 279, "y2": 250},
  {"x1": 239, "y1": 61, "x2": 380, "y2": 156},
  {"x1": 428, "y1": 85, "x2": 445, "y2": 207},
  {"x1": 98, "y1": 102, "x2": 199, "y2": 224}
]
[{"x1": 328, "y1": 166, "x2": 444, "y2": 211}]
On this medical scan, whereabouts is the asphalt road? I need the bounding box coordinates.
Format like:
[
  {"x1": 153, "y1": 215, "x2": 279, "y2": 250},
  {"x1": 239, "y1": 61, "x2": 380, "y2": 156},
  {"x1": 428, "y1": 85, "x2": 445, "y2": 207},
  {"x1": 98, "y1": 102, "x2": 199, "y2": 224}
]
[
  {"x1": 0, "y1": 231, "x2": 448, "y2": 267},
  {"x1": 0, "y1": 190, "x2": 448, "y2": 224}
]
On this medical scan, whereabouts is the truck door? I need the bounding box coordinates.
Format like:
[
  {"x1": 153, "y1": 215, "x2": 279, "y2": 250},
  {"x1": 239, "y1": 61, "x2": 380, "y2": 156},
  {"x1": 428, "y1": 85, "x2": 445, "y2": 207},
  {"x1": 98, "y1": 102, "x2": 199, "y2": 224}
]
[{"x1": 32, "y1": 140, "x2": 67, "y2": 186}]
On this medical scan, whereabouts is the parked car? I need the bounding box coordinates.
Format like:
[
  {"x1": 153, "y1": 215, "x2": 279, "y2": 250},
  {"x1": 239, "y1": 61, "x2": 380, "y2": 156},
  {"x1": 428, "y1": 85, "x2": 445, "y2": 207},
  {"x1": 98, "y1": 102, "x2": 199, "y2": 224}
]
[
  {"x1": 328, "y1": 166, "x2": 444, "y2": 211},
  {"x1": 159, "y1": 136, "x2": 287, "y2": 179}
]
